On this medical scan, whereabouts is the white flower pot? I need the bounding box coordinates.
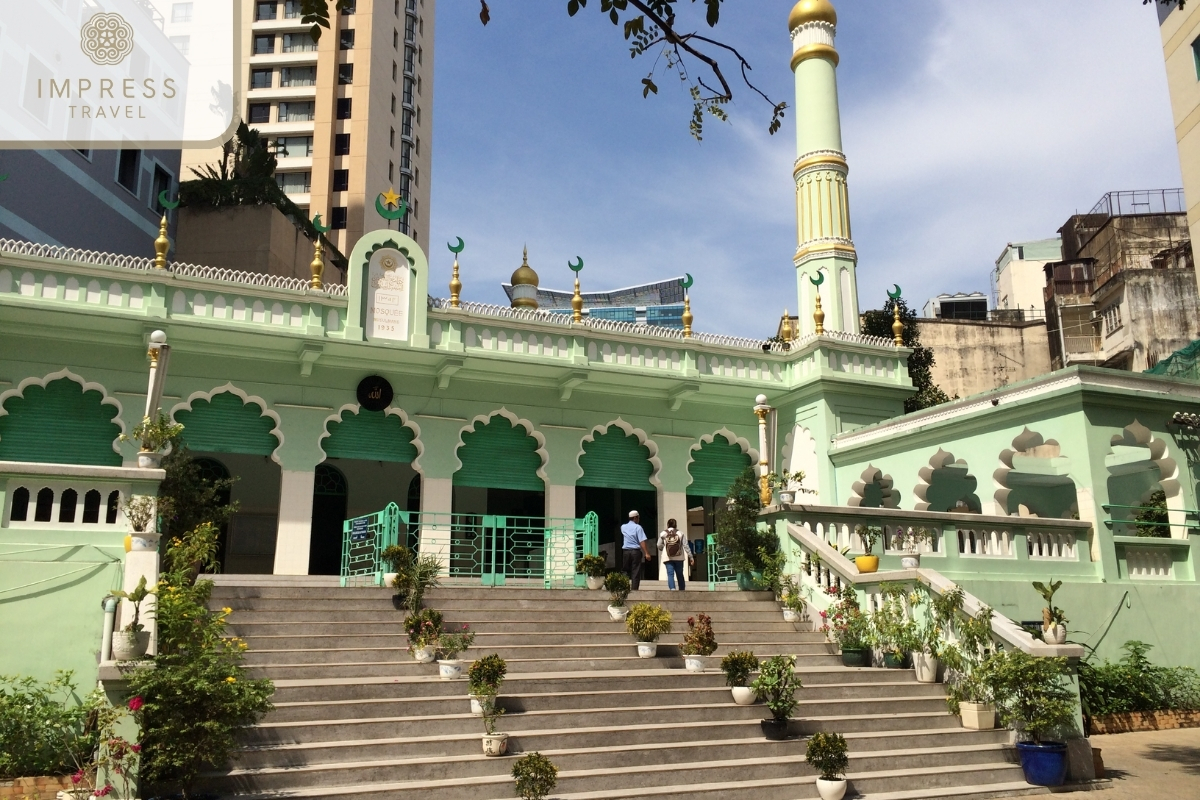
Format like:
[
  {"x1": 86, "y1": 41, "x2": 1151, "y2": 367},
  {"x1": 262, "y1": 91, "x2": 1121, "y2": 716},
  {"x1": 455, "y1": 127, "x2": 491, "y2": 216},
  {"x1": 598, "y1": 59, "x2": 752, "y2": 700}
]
[
  {"x1": 469, "y1": 694, "x2": 495, "y2": 715},
  {"x1": 111, "y1": 630, "x2": 150, "y2": 661},
  {"x1": 730, "y1": 686, "x2": 756, "y2": 705},
  {"x1": 1045, "y1": 624, "x2": 1067, "y2": 644},
  {"x1": 913, "y1": 651, "x2": 940, "y2": 683},
  {"x1": 384, "y1": 572, "x2": 398, "y2": 588},
  {"x1": 960, "y1": 701, "x2": 997, "y2": 730},
  {"x1": 637, "y1": 642, "x2": 658, "y2": 658},
  {"x1": 900, "y1": 554, "x2": 921, "y2": 569},
  {"x1": 482, "y1": 733, "x2": 509, "y2": 756},
  {"x1": 438, "y1": 660, "x2": 463, "y2": 680},
  {"x1": 608, "y1": 605, "x2": 628, "y2": 621},
  {"x1": 778, "y1": 491, "x2": 795, "y2": 504},
  {"x1": 684, "y1": 655, "x2": 705, "y2": 672},
  {"x1": 137, "y1": 452, "x2": 163, "y2": 469},
  {"x1": 586, "y1": 575, "x2": 604, "y2": 590},
  {"x1": 783, "y1": 608, "x2": 800, "y2": 622},
  {"x1": 816, "y1": 778, "x2": 848, "y2": 800},
  {"x1": 412, "y1": 646, "x2": 435, "y2": 663}
]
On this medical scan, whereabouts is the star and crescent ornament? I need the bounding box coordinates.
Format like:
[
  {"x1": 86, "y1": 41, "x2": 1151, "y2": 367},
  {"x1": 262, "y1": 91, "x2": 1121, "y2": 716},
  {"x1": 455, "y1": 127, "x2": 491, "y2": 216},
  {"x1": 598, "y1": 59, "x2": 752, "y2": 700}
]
[
  {"x1": 312, "y1": 213, "x2": 331, "y2": 234},
  {"x1": 887, "y1": 284, "x2": 903, "y2": 299},
  {"x1": 809, "y1": 272, "x2": 824, "y2": 287},
  {"x1": 568, "y1": 257, "x2": 584, "y2": 273},
  {"x1": 157, "y1": 190, "x2": 179, "y2": 210},
  {"x1": 375, "y1": 188, "x2": 407, "y2": 222},
  {"x1": 448, "y1": 237, "x2": 465, "y2": 254},
  {"x1": 680, "y1": 273, "x2": 694, "y2": 290}
]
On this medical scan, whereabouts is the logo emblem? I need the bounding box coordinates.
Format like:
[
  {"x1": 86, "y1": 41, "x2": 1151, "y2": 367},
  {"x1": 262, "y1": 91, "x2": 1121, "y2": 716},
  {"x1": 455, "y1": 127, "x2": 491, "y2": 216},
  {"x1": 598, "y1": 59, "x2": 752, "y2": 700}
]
[{"x1": 80, "y1": 13, "x2": 134, "y2": 66}]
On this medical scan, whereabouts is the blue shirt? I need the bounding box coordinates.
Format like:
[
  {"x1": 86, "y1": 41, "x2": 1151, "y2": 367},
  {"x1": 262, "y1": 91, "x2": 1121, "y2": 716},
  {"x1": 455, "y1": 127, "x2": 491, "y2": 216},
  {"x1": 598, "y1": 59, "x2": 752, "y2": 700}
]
[{"x1": 621, "y1": 520, "x2": 647, "y2": 550}]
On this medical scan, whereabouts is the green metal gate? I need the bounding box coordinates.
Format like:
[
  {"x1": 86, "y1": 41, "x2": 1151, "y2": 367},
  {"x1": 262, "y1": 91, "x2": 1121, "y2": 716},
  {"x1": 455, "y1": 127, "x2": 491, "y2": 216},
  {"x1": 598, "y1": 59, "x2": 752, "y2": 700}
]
[{"x1": 341, "y1": 506, "x2": 598, "y2": 589}]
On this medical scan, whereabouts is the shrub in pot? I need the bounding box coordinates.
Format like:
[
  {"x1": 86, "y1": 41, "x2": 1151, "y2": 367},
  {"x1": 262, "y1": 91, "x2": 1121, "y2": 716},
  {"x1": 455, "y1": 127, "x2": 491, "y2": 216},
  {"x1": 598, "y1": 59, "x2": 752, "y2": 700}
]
[
  {"x1": 779, "y1": 574, "x2": 809, "y2": 623},
  {"x1": 436, "y1": 624, "x2": 475, "y2": 679},
  {"x1": 405, "y1": 607, "x2": 443, "y2": 663},
  {"x1": 576, "y1": 554, "x2": 608, "y2": 590},
  {"x1": 939, "y1": 593, "x2": 1000, "y2": 729},
  {"x1": 480, "y1": 695, "x2": 508, "y2": 756},
  {"x1": 680, "y1": 613, "x2": 717, "y2": 671},
  {"x1": 751, "y1": 654, "x2": 801, "y2": 739},
  {"x1": 981, "y1": 649, "x2": 1079, "y2": 787},
  {"x1": 721, "y1": 650, "x2": 759, "y2": 705},
  {"x1": 819, "y1": 585, "x2": 870, "y2": 667},
  {"x1": 604, "y1": 571, "x2": 631, "y2": 620},
  {"x1": 1033, "y1": 579, "x2": 1069, "y2": 645},
  {"x1": 869, "y1": 582, "x2": 919, "y2": 669},
  {"x1": 512, "y1": 752, "x2": 558, "y2": 800},
  {"x1": 385, "y1": 544, "x2": 442, "y2": 612},
  {"x1": 713, "y1": 468, "x2": 779, "y2": 590},
  {"x1": 122, "y1": 412, "x2": 183, "y2": 468},
  {"x1": 467, "y1": 653, "x2": 507, "y2": 714},
  {"x1": 109, "y1": 575, "x2": 156, "y2": 661},
  {"x1": 852, "y1": 524, "x2": 881, "y2": 573},
  {"x1": 890, "y1": 525, "x2": 935, "y2": 568},
  {"x1": 626, "y1": 602, "x2": 672, "y2": 657},
  {"x1": 806, "y1": 731, "x2": 849, "y2": 800}
]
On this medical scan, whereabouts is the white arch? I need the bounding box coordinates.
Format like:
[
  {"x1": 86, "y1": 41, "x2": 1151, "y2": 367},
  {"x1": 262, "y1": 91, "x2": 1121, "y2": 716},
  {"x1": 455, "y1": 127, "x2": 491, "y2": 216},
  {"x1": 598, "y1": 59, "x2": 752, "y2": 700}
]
[
  {"x1": 453, "y1": 408, "x2": 549, "y2": 484},
  {"x1": 994, "y1": 427, "x2": 1067, "y2": 516},
  {"x1": 169, "y1": 383, "x2": 284, "y2": 465},
  {"x1": 0, "y1": 368, "x2": 126, "y2": 455},
  {"x1": 318, "y1": 403, "x2": 425, "y2": 472},
  {"x1": 1109, "y1": 420, "x2": 1183, "y2": 537},
  {"x1": 780, "y1": 425, "x2": 817, "y2": 495},
  {"x1": 575, "y1": 418, "x2": 663, "y2": 488}
]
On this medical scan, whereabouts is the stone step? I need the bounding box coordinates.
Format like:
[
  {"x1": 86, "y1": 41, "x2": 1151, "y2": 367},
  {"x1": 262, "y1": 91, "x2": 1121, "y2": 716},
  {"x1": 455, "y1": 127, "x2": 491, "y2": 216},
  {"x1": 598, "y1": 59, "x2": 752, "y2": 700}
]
[
  {"x1": 236, "y1": 629, "x2": 818, "y2": 649},
  {"x1": 267, "y1": 668, "x2": 915, "y2": 703},
  {"x1": 264, "y1": 682, "x2": 948, "y2": 722},
  {"x1": 209, "y1": 741, "x2": 1012, "y2": 795},
  {"x1": 218, "y1": 596, "x2": 790, "y2": 612},
  {"x1": 208, "y1": 586, "x2": 776, "y2": 603},
  {"x1": 223, "y1": 608, "x2": 794, "y2": 623},
  {"x1": 227, "y1": 620, "x2": 817, "y2": 636},
  {"x1": 245, "y1": 653, "x2": 846, "y2": 679}
]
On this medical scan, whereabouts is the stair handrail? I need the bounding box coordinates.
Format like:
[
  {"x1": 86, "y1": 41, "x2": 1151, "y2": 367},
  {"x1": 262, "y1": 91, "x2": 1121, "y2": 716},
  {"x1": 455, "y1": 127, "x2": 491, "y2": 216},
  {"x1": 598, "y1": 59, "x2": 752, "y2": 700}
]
[{"x1": 787, "y1": 521, "x2": 1083, "y2": 659}]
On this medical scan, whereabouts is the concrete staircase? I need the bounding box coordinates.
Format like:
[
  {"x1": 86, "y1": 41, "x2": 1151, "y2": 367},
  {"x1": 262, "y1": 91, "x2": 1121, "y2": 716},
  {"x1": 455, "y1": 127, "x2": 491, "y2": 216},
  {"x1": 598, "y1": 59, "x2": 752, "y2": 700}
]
[{"x1": 201, "y1": 583, "x2": 1046, "y2": 800}]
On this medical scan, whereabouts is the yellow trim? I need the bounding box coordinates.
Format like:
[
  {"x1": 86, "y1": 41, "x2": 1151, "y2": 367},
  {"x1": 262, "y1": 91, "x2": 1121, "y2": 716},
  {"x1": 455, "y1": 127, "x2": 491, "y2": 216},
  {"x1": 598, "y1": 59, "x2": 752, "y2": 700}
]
[
  {"x1": 793, "y1": 152, "x2": 847, "y2": 176},
  {"x1": 795, "y1": 241, "x2": 857, "y2": 262},
  {"x1": 791, "y1": 43, "x2": 839, "y2": 70}
]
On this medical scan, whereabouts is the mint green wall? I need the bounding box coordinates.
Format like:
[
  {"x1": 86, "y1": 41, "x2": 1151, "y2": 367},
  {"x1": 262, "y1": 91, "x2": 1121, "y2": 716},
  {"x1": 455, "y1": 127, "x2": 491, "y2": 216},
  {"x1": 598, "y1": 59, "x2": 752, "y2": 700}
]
[{"x1": 794, "y1": 56, "x2": 843, "y2": 154}]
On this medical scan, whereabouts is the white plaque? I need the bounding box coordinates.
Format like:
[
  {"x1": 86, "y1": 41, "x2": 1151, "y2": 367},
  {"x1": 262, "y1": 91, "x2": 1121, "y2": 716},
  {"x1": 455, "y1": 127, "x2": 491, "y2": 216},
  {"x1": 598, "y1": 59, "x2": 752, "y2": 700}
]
[{"x1": 366, "y1": 247, "x2": 411, "y2": 342}]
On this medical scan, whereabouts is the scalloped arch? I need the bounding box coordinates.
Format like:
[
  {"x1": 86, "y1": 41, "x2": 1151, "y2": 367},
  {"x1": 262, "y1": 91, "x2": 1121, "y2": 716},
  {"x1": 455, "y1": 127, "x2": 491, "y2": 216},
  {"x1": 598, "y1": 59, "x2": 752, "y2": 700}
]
[
  {"x1": 913, "y1": 448, "x2": 980, "y2": 512},
  {"x1": 684, "y1": 428, "x2": 755, "y2": 496},
  {"x1": 575, "y1": 418, "x2": 662, "y2": 489},
  {"x1": 452, "y1": 408, "x2": 549, "y2": 484},
  {"x1": 0, "y1": 369, "x2": 126, "y2": 462},
  {"x1": 318, "y1": 403, "x2": 425, "y2": 470},
  {"x1": 169, "y1": 384, "x2": 284, "y2": 464},
  {"x1": 848, "y1": 465, "x2": 899, "y2": 509},
  {"x1": 1107, "y1": 419, "x2": 1183, "y2": 534}
]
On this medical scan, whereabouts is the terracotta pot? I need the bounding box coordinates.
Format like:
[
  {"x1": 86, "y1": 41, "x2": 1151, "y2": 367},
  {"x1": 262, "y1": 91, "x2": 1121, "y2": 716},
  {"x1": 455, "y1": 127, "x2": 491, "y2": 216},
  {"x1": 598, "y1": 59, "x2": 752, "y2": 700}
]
[
  {"x1": 960, "y1": 701, "x2": 997, "y2": 730},
  {"x1": 815, "y1": 778, "x2": 848, "y2": 800},
  {"x1": 111, "y1": 630, "x2": 150, "y2": 661},
  {"x1": 481, "y1": 733, "x2": 509, "y2": 756},
  {"x1": 586, "y1": 575, "x2": 604, "y2": 590},
  {"x1": 637, "y1": 642, "x2": 658, "y2": 658},
  {"x1": 730, "y1": 686, "x2": 756, "y2": 705},
  {"x1": 854, "y1": 555, "x2": 879, "y2": 573}
]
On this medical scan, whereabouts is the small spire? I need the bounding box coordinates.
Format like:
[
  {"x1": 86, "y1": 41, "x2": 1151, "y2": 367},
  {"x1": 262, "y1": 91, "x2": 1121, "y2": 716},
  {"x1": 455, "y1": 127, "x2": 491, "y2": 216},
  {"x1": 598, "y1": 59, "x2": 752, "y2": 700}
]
[
  {"x1": 682, "y1": 292, "x2": 693, "y2": 338},
  {"x1": 892, "y1": 300, "x2": 904, "y2": 346},
  {"x1": 310, "y1": 237, "x2": 325, "y2": 290},
  {"x1": 153, "y1": 212, "x2": 169, "y2": 270},
  {"x1": 813, "y1": 292, "x2": 825, "y2": 335},
  {"x1": 571, "y1": 276, "x2": 583, "y2": 323},
  {"x1": 450, "y1": 256, "x2": 462, "y2": 308}
]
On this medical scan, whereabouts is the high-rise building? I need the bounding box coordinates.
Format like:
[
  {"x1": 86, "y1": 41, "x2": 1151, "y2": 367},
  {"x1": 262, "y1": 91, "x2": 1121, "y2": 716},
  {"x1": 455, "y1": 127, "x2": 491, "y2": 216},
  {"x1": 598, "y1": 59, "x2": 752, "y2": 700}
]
[
  {"x1": 181, "y1": 0, "x2": 434, "y2": 254},
  {"x1": 1157, "y1": 0, "x2": 1200, "y2": 295}
]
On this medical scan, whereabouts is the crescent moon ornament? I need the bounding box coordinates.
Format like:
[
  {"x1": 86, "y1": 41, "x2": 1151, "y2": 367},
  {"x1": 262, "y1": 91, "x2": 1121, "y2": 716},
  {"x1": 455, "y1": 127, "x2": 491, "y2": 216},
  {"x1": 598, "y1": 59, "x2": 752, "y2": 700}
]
[
  {"x1": 680, "y1": 273, "x2": 694, "y2": 290},
  {"x1": 448, "y1": 237, "x2": 465, "y2": 254},
  {"x1": 157, "y1": 190, "x2": 179, "y2": 210},
  {"x1": 887, "y1": 284, "x2": 903, "y2": 299},
  {"x1": 312, "y1": 213, "x2": 331, "y2": 234},
  {"x1": 375, "y1": 193, "x2": 407, "y2": 221},
  {"x1": 568, "y1": 257, "x2": 584, "y2": 273},
  {"x1": 809, "y1": 272, "x2": 825, "y2": 287}
]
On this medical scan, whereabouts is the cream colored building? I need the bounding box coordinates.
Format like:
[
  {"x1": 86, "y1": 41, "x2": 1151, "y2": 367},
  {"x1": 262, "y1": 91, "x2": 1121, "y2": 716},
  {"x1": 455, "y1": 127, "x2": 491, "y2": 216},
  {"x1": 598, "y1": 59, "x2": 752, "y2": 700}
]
[
  {"x1": 1159, "y1": 0, "x2": 1200, "y2": 294},
  {"x1": 181, "y1": 0, "x2": 434, "y2": 256},
  {"x1": 992, "y1": 237, "x2": 1060, "y2": 319}
]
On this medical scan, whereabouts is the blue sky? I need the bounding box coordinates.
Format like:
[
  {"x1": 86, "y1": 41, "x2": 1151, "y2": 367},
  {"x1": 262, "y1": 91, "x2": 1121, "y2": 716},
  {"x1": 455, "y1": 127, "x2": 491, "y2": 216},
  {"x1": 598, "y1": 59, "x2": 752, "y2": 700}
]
[{"x1": 428, "y1": 0, "x2": 1183, "y2": 338}]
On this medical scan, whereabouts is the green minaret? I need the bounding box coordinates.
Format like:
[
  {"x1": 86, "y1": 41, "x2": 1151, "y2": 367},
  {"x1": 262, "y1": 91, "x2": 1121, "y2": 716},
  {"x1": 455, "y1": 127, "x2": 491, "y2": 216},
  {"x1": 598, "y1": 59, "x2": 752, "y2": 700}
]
[{"x1": 789, "y1": 0, "x2": 859, "y2": 336}]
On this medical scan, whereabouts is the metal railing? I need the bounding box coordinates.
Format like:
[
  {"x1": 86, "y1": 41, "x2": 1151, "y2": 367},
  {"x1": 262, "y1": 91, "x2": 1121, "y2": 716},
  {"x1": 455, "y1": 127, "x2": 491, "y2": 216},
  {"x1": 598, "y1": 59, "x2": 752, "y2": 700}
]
[
  {"x1": 705, "y1": 533, "x2": 738, "y2": 590},
  {"x1": 1088, "y1": 189, "x2": 1186, "y2": 218},
  {"x1": 340, "y1": 504, "x2": 598, "y2": 589}
]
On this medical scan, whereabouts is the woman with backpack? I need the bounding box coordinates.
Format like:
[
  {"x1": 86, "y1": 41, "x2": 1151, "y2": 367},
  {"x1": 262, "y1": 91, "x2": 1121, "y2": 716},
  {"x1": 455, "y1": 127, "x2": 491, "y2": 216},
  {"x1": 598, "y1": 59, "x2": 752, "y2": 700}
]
[{"x1": 657, "y1": 519, "x2": 693, "y2": 591}]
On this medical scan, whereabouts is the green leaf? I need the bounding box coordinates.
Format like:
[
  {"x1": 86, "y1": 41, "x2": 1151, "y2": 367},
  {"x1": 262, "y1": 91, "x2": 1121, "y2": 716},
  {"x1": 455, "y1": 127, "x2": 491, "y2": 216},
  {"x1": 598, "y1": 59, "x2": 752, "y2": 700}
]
[
  {"x1": 623, "y1": 15, "x2": 645, "y2": 40},
  {"x1": 703, "y1": 0, "x2": 722, "y2": 27},
  {"x1": 641, "y1": 77, "x2": 658, "y2": 98},
  {"x1": 567, "y1": 0, "x2": 581, "y2": 16}
]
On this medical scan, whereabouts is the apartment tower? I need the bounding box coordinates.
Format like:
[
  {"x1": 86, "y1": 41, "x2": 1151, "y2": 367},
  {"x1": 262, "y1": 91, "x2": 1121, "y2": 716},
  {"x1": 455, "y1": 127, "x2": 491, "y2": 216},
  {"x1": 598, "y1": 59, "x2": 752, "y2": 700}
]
[{"x1": 181, "y1": 0, "x2": 434, "y2": 255}]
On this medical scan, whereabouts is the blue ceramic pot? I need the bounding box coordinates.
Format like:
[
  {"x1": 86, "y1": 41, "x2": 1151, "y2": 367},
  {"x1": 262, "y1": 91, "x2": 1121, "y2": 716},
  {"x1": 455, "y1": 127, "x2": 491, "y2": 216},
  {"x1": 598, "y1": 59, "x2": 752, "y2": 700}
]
[
  {"x1": 1015, "y1": 741, "x2": 1068, "y2": 786},
  {"x1": 736, "y1": 571, "x2": 765, "y2": 591}
]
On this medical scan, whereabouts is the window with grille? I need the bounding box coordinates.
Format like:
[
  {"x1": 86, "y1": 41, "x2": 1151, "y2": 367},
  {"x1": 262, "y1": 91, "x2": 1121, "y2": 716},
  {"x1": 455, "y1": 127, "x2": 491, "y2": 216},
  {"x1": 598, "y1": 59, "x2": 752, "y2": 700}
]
[
  {"x1": 282, "y1": 33, "x2": 317, "y2": 52},
  {"x1": 248, "y1": 103, "x2": 270, "y2": 124},
  {"x1": 254, "y1": 2, "x2": 275, "y2": 21},
  {"x1": 403, "y1": 76, "x2": 413, "y2": 104},
  {"x1": 275, "y1": 136, "x2": 313, "y2": 157},
  {"x1": 284, "y1": 0, "x2": 303, "y2": 18},
  {"x1": 340, "y1": 29, "x2": 356, "y2": 50},
  {"x1": 254, "y1": 34, "x2": 275, "y2": 55},
  {"x1": 276, "y1": 171, "x2": 312, "y2": 194},
  {"x1": 405, "y1": 15, "x2": 415, "y2": 42},
  {"x1": 401, "y1": 108, "x2": 412, "y2": 136},
  {"x1": 1102, "y1": 304, "x2": 1123, "y2": 336},
  {"x1": 281, "y1": 66, "x2": 316, "y2": 86},
  {"x1": 400, "y1": 140, "x2": 411, "y2": 169},
  {"x1": 404, "y1": 45, "x2": 415, "y2": 74},
  {"x1": 251, "y1": 69, "x2": 273, "y2": 89},
  {"x1": 279, "y1": 101, "x2": 314, "y2": 121}
]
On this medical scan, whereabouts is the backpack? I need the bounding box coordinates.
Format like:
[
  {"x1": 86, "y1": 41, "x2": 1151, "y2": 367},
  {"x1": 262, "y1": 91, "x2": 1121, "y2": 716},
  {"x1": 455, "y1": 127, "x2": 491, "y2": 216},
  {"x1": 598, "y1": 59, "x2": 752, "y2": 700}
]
[{"x1": 664, "y1": 530, "x2": 684, "y2": 559}]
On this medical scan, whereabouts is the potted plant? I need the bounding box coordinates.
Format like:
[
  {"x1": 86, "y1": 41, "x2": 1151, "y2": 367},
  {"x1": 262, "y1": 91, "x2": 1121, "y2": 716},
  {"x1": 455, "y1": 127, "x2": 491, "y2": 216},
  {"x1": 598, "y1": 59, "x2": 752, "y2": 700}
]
[
  {"x1": 806, "y1": 731, "x2": 850, "y2": 800},
  {"x1": 387, "y1": 545, "x2": 442, "y2": 612},
  {"x1": 890, "y1": 525, "x2": 935, "y2": 569},
  {"x1": 604, "y1": 571, "x2": 631, "y2": 620},
  {"x1": 680, "y1": 613, "x2": 717, "y2": 672},
  {"x1": 576, "y1": 554, "x2": 608, "y2": 590},
  {"x1": 481, "y1": 695, "x2": 508, "y2": 756},
  {"x1": 980, "y1": 649, "x2": 1079, "y2": 787},
  {"x1": 911, "y1": 588, "x2": 957, "y2": 684},
  {"x1": 626, "y1": 602, "x2": 672, "y2": 657},
  {"x1": 869, "y1": 583, "x2": 918, "y2": 669},
  {"x1": 721, "y1": 650, "x2": 759, "y2": 705},
  {"x1": 1033, "y1": 579, "x2": 1068, "y2": 644},
  {"x1": 819, "y1": 585, "x2": 870, "y2": 667},
  {"x1": 751, "y1": 654, "x2": 801, "y2": 740},
  {"x1": 768, "y1": 469, "x2": 810, "y2": 505},
  {"x1": 467, "y1": 653, "x2": 507, "y2": 715},
  {"x1": 122, "y1": 412, "x2": 182, "y2": 469},
  {"x1": 109, "y1": 576, "x2": 156, "y2": 661},
  {"x1": 779, "y1": 574, "x2": 809, "y2": 623},
  {"x1": 380, "y1": 544, "x2": 408, "y2": 596},
  {"x1": 941, "y1": 597, "x2": 999, "y2": 730},
  {"x1": 436, "y1": 624, "x2": 475, "y2": 679},
  {"x1": 512, "y1": 752, "x2": 558, "y2": 799},
  {"x1": 405, "y1": 607, "x2": 443, "y2": 663},
  {"x1": 852, "y1": 524, "x2": 881, "y2": 573},
  {"x1": 713, "y1": 468, "x2": 778, "y2": 590}
]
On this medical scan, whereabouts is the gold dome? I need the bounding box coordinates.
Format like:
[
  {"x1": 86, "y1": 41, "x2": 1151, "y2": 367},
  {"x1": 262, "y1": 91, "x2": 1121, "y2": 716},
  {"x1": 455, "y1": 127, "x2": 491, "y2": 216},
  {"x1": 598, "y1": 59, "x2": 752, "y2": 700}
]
[
  {"x1": 510, "y1": 246, "x2": 540, "y2": 309},
  {"x1": 789, "y1": 0, "x2": 837, "y2": 30}
]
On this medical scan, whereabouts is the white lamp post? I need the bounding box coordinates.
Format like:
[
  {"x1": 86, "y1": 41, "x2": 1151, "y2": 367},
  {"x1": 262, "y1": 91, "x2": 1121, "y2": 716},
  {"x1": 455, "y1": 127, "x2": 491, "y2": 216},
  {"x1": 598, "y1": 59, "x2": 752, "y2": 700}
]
[{"x1": 754, "y1": 394, "x2": 772, "y2": 507}]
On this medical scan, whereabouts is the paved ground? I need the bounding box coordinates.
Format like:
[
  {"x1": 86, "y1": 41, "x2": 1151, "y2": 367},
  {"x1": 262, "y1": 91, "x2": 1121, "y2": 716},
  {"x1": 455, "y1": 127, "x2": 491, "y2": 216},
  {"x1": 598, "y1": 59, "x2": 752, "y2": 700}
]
[{"x1": 1089, "y1": 727, "x2": 1200, "y2": 797}]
